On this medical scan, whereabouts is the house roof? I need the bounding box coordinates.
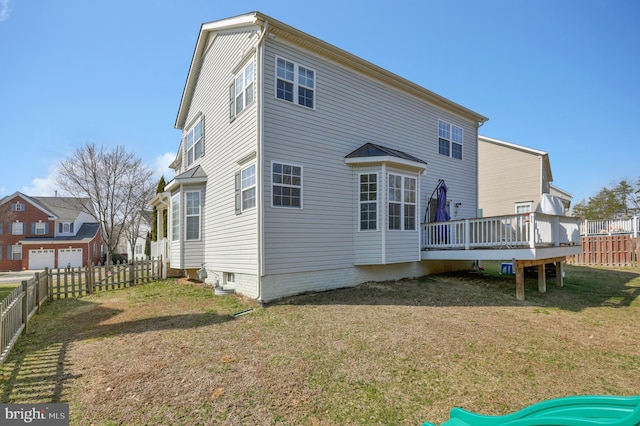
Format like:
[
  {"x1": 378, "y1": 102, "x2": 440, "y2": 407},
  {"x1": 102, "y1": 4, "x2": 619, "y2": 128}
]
[
  {"x1": 30, "y1": 196, "x2": 93, "y2": 221},
  {"x1": 175, "y1": 11, "x2": 488, "y2": 130},
  {"x1": 21, "y1": 223, "x2": 101, "y2": 244},
  {"x1": 478, "y1": 135, "x2": 553, "y2": 182},
  {"x1": 165, "y1": 165, "x2": 208, "y2": 191},
  {"x1": 0, "y1": 191, "x2": 93, "y2": 221},
  {"x1": 346, "y1": 143, "x2": 427, "y2": 164},
  {"x1": 345, "y1": 143, "x2": 427, "y2": 171}
]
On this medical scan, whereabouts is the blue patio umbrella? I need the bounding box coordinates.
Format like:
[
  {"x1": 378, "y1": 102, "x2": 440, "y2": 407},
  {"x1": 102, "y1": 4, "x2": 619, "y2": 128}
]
[
  {"x1": 435, "y1": 182, "x2": 450, "y2": 243},
  {"x1": 435, "y1": 182, "x2": 450, "y2": 222}
]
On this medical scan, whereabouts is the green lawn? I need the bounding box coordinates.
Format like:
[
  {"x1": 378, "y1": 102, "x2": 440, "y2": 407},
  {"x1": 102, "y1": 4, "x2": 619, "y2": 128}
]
[
  {"x1": 0, "y1": 265, "x2": 639, "y2": 425},
  {"x1": 0, "y1": 282, "x2": 20, "y2": 301}
]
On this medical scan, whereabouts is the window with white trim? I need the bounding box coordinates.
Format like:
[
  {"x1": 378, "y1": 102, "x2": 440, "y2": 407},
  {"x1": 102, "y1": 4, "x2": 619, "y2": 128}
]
[
  {"x1": 359, "y1": 173, "x2": 377, "y2": 231},
  {"x1": 276, "y1": 57, "x2": 315, "y2": 108},
  {"x1": 11, "y1": 202, "x2": 24, "y2": 212},
  {"x1": 230, "y1": 61, "x2": 255, "y2": 120},
  {"x1": 272, "y1": 162, "x2": 302, "y2": 208},
  {"x1": 185, "y1": 191, "x2": 200, "y2": 241},
  {"x1": 10, "y1": 244, "x2": 22, "y2": 260},
  {"x1": 171, "y1": 193, "x2": 180, "y2": 241},
  {"x1": 241, "y1": 164, "x2": 256, "y2": 211},
  {"x1": 34, "y1": 222, "x2": 46, "y2": 235},
  {"x1": 438, "y1": 120, "x2": 463, "y2": 160},
  {"x1": 11, "y1": 222, "x2": 24, "y2": 235},
  {"x1": 515, "y1": 202, "x2": 532, "y2": 214},
  {"x1": 388, "y1": 174, "x2": 417, "y2": 230},
  {"x1": 186, "y1": 118, "x2": 204, "y2": 167},
  {"x1": 225, "y1": 272, "x2": 235, "y2": 285}
]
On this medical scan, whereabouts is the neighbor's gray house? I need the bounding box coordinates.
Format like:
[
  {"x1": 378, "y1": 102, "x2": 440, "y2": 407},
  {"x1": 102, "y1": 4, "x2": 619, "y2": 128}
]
[
  {"x1": 478, "y1": 135, "x2": 573, "y2": 217},
  {"x1": 152, "y1": 12, "x2": 582, "y2": 302}
]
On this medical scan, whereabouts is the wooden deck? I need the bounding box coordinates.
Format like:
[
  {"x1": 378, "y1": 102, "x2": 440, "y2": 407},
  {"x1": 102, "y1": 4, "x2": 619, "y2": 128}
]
[{"x1": 421, "y1": 213, "x2": 583, "y2": 300}]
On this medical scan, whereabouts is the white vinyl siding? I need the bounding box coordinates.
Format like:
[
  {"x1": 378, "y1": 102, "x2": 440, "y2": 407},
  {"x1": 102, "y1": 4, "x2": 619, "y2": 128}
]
[
  {"x1": 262, "y1": 40, "x2": 475, "y2": 274},
  {"x1": 180, "y1": 29, "x2": 259, "y2": 275}
]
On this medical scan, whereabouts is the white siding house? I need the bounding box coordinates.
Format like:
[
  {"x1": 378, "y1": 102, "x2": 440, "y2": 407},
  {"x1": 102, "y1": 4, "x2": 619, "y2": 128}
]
[{"x1": 152, "y1": 12, "x2": 580, "y2": 303}]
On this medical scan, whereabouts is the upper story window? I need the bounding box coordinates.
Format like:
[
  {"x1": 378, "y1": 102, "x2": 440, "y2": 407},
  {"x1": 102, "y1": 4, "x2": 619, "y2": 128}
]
[
  {"x1": 388, "y1": 174, "x2": 417, "y2": 230},
  {"x1": 11, "y1": 222, "x2": 24, "y2": 235},
  {"x1": 186, "y1": 118, "x2": 204, "y2": 167},
  {"x1": 359, "y1": 173, "x2": 378, "y2": 231},
  {"x1": 438, "y1": 120, "x2": 463, "y2": 160},
  {"x1": 59, "y1": 222, "x2": 74, "y2": 233},
  {"x1": 276, "y1": 57, "x2": 315, "y2": 109},
  {"x1": 171, "y1": 193, "x2": 180, "y2": 241},
  {"x1": 272, "y1": 162, "x2": 302, "y2": 208},
  {"x1": 229, "y1": 61, "x2": 255, "y2": 120},
  {"x1": 185, "y1": 191, "x2": 201, "y2": 241},
  {"x1": 11, "y1": 202, "x2": 24, "y2": 212},
  {"x1": 34, "y1": 222, "x2": 47, "y2": 235}
]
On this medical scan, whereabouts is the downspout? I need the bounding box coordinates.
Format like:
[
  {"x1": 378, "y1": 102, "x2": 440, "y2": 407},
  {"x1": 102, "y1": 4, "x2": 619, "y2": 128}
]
[{"x1": 255, "y1": 19, "x2": 268, "y2": 303}]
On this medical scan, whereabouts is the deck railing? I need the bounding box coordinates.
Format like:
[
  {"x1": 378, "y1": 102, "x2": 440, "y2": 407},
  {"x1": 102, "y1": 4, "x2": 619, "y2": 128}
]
[
  {"x1": 580, "y1": 216, "x2": 639, "y2": 237},
  {"x1": 422, "y1": 213, "x2": 581, "y2": 250}
]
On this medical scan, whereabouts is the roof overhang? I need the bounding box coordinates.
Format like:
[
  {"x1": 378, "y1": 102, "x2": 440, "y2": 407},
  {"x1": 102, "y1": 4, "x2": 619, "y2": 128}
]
[{"x1": 175, "y1": 11, "x2": 489, "y2": 130}]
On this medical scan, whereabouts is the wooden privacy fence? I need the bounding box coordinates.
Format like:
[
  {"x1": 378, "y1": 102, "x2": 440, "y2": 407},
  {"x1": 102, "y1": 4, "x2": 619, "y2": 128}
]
[
  {"x1": 569, "y1": 235, "x2": 639, "y2": 267},
  {"x1": 0, "y1": 257, "x2": 163, "y2": 365},
  {"x1": 0, "y1": 271, "x2": 50, "y2": 365}
]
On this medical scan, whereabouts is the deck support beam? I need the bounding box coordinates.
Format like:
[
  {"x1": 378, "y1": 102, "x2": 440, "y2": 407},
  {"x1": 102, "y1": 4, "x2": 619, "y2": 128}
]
[{"x1": 514, "y1": 256, "x2": 567, "y2": 301}]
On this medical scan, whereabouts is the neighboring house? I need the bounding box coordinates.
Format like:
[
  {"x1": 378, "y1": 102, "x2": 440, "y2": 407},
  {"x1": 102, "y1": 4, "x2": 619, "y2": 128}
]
[
  {"x1": 117, "y1": 210, "x2": 152, "y2": 261},
  {"x1": 478, "y1": 135, "x2": 572, "y2": 217},
  {"x1": 152, "y1": 12, "x2": 581, "y2": 303},
  {"x1": 0, "y1": 192, "x2": 103, "y2": 271}
]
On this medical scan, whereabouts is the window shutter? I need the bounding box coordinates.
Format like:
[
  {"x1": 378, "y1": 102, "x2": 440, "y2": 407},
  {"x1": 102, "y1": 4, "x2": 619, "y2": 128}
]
[
  {"x1": 235, "y1": 172, "x2": 242, "y2": 215},
  {"x1": 11, "y1": 203, "x2": 15, "y2": 212},
  {"x1": 0, "y1": 223, "x2": 3, "y2": 235},
  {"x1": 0, "y1": 245, "x2": 2, "y2": 261},
  {"x1": 59, "y1": 223, "x2": 63, "y2": 233},
  {"x1": 70, "y1": 223, "x2": 74, "y2": 233},
  {"x1": 31, "y1": 223, "x2": 35, "y2": 234},
  {"x1": 45, "y1": 223, "x2": 49, "y2": 234},
  {"x1": 229, "y1": 83, "x2": 236, "y2": 121},
  {"x1": 22, "y1": 223, "x2": 26, "y2": 234},
  {"x1": 8, "y1": 245, "x2": 12, "y2": 258}
]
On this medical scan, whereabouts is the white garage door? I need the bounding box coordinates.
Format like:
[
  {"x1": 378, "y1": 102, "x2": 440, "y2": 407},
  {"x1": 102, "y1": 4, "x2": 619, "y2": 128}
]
[
  {"x1": 29, "y1": 249, "x2": 55, "y2": 270},
  {"x1": 58, "y1": 248, "x2": 83, "y2": 268}
]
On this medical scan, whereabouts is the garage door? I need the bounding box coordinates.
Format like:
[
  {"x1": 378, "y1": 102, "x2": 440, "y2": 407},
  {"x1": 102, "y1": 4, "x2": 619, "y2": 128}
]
[
  {"x1": 58, "y1": 248, "x2": 83, "y2": 268},
  {"x1": 29, "y1": 249, "x2": 55, "y2": 270}
]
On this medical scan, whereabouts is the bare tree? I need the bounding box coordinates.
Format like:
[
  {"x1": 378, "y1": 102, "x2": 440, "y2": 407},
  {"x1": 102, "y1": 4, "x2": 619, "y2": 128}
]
[{"x1": 56, "y1": 143, "x2": 155, "y2": 264}]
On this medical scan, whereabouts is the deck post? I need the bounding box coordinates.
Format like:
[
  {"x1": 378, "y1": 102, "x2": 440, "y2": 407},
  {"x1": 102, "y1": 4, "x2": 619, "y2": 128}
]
[
  {"x1": 464, "y1": 219, "x2": 470, "y2": 250},
  {"x1": 538, "y1": 263, "x2": 546, "y2": 293},
  {"x1": 515, "y1": 261, "x2": 525, "y2": 301},
  {"x1": 556, "y1": 260, "x2": 564, "y2": 287}
]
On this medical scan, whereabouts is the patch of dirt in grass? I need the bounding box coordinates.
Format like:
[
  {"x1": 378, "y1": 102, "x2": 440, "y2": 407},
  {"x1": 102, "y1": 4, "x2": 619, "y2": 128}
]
[{"x1": 1, "y1": 271, "x2": 639, "y2": 425}]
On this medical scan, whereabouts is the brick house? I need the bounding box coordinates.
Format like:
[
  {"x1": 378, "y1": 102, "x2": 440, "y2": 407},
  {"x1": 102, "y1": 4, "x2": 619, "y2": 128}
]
[{"x1": 0, "y1": 192, "x2": 103, "y2": 271}]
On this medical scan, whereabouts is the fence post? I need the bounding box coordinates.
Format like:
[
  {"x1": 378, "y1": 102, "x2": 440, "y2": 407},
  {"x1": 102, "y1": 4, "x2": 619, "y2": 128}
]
[
  {"x1": 87, "y1": 262, "x2": 94, "y2": 294},
  {"x1": 130, "y1": 259, "x2": 135, "y2": 286},
  {"x1": 21, "y1": 280, "x2": 28, "y2": 335},
  {"x1": 34, "y1": 272, "x2": 41, "y2": 314}
]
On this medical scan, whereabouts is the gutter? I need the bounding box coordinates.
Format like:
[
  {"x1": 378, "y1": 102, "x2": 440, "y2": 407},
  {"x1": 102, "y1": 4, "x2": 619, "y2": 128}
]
[{"x1": 255, "y1": 19, "x2": 268, "y2": 303}]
